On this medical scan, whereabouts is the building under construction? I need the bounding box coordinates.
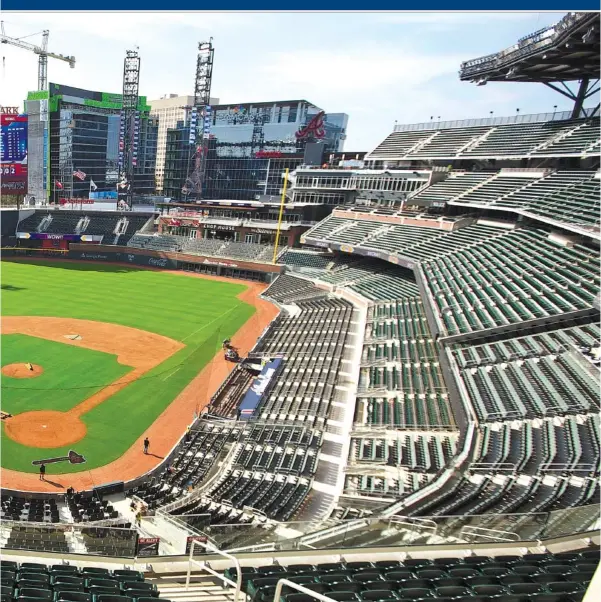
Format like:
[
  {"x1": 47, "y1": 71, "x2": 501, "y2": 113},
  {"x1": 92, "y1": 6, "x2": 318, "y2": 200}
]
[
  {"x1": 25, "y1": 83, "x2": 158, "y2": 204},
  {"x1": 163, "y1": 100, "x2": 348, "y2": 201}
]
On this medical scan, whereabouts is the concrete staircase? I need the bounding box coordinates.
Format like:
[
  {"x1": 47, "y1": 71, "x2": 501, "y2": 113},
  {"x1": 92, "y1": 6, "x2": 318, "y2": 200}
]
[{"x1": 155, "y1": 575, "x2": 240, "y2": 602}]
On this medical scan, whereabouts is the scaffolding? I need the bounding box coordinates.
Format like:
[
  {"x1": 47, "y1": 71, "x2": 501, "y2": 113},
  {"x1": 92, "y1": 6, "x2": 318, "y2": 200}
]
[
  {"x1": 118, "y1": 49, "x2": 141, "y2": 209},
  {"x1": 183, "y1": 40, "x2": 215, "y2": 200}
]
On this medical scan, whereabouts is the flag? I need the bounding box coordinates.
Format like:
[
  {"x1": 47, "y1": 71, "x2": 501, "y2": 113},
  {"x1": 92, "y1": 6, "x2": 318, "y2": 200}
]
[
  {"x1": 54, "y1": 180, "x2": 64, "y2": 190},
  {"x1": 89, "y1": 179, "x2": 98, "y2": 192},
  {"x1": 73, "y1": 170, "x2": 86, "y2": 181}
]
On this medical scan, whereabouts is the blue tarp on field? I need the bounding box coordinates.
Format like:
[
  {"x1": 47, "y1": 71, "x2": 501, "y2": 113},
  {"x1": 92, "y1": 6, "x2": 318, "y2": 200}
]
[{"x1": 238, "y1": 358, "x2": 283, "y2": 420}]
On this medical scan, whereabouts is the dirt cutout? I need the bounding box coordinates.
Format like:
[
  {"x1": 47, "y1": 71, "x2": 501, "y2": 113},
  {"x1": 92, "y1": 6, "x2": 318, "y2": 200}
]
[
  {"x1": 1, "y1": 271, "x2": 278, "y2": 493},
  {"x1": 1, "y1": 363, "x2": 44, "y2": 379}
]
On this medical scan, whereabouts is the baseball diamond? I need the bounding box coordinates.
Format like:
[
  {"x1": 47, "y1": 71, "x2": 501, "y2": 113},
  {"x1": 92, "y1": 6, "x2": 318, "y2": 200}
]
[{"x1": 0, "y1": 259, "x2": 277, "y2": 489}]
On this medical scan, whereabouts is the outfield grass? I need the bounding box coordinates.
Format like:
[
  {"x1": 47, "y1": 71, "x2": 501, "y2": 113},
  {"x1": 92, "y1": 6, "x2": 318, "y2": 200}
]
[
  {"x1": 1, "y1": 260, "x2": 255, "y2": 473},
  {"x1": 1, "y1": 334, "x2": 132, "y2": 414}
]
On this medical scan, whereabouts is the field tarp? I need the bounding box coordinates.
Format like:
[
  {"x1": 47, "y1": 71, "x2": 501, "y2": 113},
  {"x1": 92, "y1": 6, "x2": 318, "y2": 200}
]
[{"x1": 238, "y1": 358, "x2": 283, "y2": 420}]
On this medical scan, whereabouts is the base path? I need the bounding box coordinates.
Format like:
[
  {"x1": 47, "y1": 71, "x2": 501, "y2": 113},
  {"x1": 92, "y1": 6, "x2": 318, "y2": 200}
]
[{"x1": 1, "y1": 272, "x2": 278, "y2": 493}]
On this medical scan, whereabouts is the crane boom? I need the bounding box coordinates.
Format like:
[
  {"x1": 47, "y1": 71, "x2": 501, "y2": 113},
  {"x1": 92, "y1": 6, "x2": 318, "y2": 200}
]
[{"x1": 0, "y1": 22, "x2": 75, "y2": 90}]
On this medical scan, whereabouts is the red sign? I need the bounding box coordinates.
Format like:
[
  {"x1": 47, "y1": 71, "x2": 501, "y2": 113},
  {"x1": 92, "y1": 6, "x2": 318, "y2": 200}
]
[
  {"x1": 255, "y1": 150, "x2": 283, "y2": 158},
  {"x1": 59, "y1": 198, "x2": 95, "y2": 205},
  {"x1": 296, "y1": 111, "x2": 326, "y2": 140},
  {"x1": 1, "y1": 111, "x2": 28, "y2": 195},
  {"x1": 2, "y1": 164, "x2": 27, "y2": 177}
]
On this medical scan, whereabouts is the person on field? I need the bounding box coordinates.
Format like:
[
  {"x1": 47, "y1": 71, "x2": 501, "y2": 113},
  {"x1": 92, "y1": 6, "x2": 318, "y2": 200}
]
[
  {"x1": 39, "y1": 464, "x2": 46, "y2": 481},
  {"x1": 143, "y1": 437, "x2": 150, "y2": 454}
]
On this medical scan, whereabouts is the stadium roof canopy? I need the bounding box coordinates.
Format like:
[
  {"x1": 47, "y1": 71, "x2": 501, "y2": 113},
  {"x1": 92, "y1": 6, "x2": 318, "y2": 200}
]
[{"x1": 459, "y1": 12, "x2": 600, "y2": 84}]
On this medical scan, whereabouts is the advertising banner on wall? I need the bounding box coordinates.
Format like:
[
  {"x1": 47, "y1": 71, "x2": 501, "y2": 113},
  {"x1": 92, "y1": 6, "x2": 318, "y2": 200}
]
[
  {"x1": 1, "y1": 111, "x2": 28, "y2": 194},
  {"x1": 17, "y1": 232, "x2": 104, "y2": 242}
]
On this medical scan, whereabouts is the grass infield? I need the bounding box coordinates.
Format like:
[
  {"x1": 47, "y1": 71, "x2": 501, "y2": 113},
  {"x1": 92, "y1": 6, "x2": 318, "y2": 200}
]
[{"x1": 0, "y1": 260, "x2": 255, "y2": 473}]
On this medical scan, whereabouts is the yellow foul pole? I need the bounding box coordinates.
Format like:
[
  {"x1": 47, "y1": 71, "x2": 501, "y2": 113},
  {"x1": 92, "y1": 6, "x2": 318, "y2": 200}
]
[{"x1": 272, "y1": 168, "x2": 289, "y2": 264}]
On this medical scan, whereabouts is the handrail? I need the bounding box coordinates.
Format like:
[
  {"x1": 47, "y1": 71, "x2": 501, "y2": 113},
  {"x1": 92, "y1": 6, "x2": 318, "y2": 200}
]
[
  {"x1": 1, "y1": 518, "x2": 135, "y2": 532},
  {"x1": 388, "y1": 515, "x2": 438, "y2": 533},
  {"x1": 460, "y1": 524, "x2": 521, "y2": 543},
  {"x1": 186, "y1": 538, "x2": 242, "y2": 602},
  {"x1": 273, "y1": 579, "x2": 337, "y2": 602}
]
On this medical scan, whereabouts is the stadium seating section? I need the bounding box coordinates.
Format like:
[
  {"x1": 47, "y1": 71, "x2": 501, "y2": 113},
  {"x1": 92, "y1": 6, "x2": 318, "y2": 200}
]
[
  {"x1": 417, "y1": 170, "x2": 600, "y2": 231},
  {"x1": 127, "y1": 234, "x2": 281, "y2": 262},
  {"x1": 368, "y1": 117, "x2": 600, "y2": 161},
  {"x1": 0, "y1": 559, "x2": 162, "y2": 602},
  {"x1": 123, "y1": 278, "x2": 359, "y2": 529},
  {"x1": 17, "y1": 212, "x2": 153, "y2": 245}
]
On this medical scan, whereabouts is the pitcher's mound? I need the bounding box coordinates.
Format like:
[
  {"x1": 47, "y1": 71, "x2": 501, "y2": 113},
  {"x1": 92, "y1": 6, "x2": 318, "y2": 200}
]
[{"x1": 2, "y1": 363, "x2": 44, "y2": 379}]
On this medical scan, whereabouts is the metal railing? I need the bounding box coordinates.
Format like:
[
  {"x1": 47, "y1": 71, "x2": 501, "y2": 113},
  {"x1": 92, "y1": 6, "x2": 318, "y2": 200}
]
[
  {"x1": 3, "y1": 502, "x2": 597, "y2": 559},
  {"x1": 186, "y1": 538, "x2": 242, "y2": 602},
  {"x1": 273, "y1": 579, "x2": 336, "y2": 602},
  {"x1": 392, "y1": 108, "x2": 598, "y2": 133}
]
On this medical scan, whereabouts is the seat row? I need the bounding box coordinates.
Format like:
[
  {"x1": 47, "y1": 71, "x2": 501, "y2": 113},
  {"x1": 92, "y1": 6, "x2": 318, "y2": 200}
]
[{"x1": 223, "y1": 549, "x2": 599, "y2": 602}]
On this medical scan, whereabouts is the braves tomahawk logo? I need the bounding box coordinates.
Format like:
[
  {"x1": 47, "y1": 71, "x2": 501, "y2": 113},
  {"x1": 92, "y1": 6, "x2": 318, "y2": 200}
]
[
  {"x1": 296, "y1": 111, "x2": 326, "y2": 140},
  {"x1": 32, "y1": 450, "x2": 86, "y2": 466}
]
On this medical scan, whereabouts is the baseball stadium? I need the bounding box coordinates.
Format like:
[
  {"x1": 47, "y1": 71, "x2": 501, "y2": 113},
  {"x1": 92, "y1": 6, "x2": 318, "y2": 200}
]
[{"x1": 1, "y1": 12, "x2": 600, "y2": 602}]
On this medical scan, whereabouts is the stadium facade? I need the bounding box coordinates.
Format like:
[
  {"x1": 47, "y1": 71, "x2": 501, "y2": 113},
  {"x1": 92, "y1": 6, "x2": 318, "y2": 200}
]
[
  {"x1": 25, "y1": 83, "x2": 158, "y2": 204},
  {"x1": 158, "y1": 151, "x2": 366, "y2": 247},
  {"x1": 162, "y1": 99, "x2": 349, "y2": 201}
]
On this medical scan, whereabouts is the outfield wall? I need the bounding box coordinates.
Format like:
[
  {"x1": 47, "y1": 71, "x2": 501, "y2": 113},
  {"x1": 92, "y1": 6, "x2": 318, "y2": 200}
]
[{"x1": 3, "y1": 244, "x2": 283, "y2": 281}]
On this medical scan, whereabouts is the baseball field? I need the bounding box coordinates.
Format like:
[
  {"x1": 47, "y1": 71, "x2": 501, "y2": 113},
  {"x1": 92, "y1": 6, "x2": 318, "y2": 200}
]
[{"x1": 0, "y1": 259, "x2": 274, "y2": 487}]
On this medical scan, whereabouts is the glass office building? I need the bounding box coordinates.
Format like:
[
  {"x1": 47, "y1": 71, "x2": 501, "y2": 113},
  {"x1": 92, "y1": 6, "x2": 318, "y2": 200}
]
[
  {"x1": 163, "y1": 100, "x2": 349, "y2": 201},
  {"x1": 26, "y1": 83, "x2": 157, "y2": 203}
]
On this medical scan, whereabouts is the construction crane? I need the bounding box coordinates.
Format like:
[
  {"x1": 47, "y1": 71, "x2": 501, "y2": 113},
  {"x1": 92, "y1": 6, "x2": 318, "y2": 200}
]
[{"x1": 0, "y1": 22, "x2": 75, "y2": 90}]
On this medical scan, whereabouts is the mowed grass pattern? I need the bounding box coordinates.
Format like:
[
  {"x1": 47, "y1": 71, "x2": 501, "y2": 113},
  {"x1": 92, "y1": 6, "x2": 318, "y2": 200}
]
[
  {"x1": 1, "y1": 334, "x2": 132, "y2": 414},
  {"x1": 1, "y1": 261, "x2": 256, "y2": 473}
]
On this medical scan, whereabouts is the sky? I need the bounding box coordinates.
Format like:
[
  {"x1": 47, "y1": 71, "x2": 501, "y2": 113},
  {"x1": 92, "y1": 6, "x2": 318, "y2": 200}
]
[{"x1": 1, "y1": 11, "x2": 596, "y2": 151}]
